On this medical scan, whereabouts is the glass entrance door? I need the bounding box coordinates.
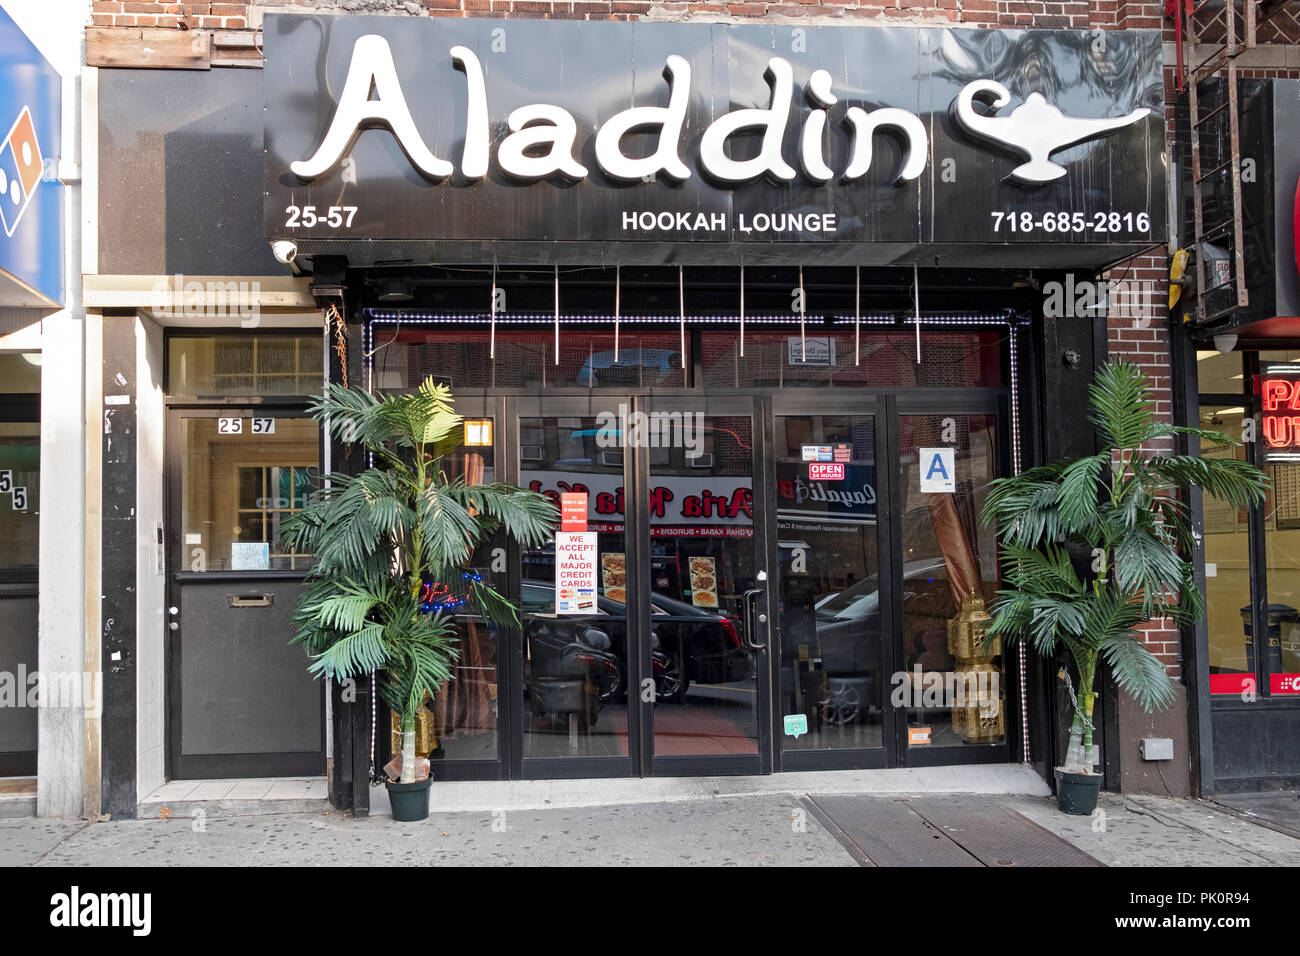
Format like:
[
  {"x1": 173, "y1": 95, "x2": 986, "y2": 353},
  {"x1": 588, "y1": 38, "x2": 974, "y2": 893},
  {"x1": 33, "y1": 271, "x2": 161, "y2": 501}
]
[
  {"x1": 514, "y1": 395, "x2": 769, "y2": 777},
  {"x1": 770, "y1": 403, "x2": 887, "y2": 769}
]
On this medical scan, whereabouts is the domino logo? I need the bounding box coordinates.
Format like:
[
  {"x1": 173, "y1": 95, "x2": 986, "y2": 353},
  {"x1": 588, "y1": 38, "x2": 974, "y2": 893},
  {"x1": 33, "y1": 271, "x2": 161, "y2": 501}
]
[{"x1": 0, "y1": 107, "x2": 43, "y2": 238}]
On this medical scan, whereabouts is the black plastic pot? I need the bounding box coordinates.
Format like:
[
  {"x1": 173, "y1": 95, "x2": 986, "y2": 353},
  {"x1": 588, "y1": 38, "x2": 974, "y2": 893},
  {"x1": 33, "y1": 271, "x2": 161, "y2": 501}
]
[
  {"x1": 385, "y1": 776, "x2": 433, "y2": 822},
  {"x1": 1055, "y1": 768, "x2": 1102, "y2": 815}
]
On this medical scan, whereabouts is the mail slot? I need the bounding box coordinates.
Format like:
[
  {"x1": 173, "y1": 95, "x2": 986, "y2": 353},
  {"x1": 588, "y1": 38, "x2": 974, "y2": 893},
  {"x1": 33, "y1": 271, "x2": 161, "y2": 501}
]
[{"x1": 229, "y1": 594, "x2": 274, "y2": 608}]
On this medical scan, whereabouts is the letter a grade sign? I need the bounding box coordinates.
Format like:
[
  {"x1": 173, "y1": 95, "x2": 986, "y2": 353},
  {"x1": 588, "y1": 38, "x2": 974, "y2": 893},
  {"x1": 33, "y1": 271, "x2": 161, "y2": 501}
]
[{"x1": 918, "y1": 448, "x2": 955, "y2": 494}]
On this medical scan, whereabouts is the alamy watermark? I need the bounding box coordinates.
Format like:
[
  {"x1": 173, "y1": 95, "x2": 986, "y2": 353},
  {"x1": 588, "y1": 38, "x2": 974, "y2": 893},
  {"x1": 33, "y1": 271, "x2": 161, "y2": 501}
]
[
  {"x1": 1043, "y1": 273, "x2": 1160, "y2": 328},
  {"x1": 889, "y1": 666, "x2": 1000, "y2": 709},
  {"x1": 0, "y1": 667, "x2": 102, "y2": 716},
  {"x1": 150, "y1": 274, "x2": 261, "y2": 327},
  {"x1": 596, "y1": 404, "x2": 704, "y2": 456}
]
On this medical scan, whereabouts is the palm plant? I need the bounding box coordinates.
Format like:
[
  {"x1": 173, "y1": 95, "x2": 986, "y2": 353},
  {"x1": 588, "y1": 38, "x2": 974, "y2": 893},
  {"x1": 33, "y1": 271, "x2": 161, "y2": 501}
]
[
  {"x1": 282, "y1": 378, "x2": 557, "y2": 784},
  {"x1": 980, "y1": 362, "x2": 1266, "y2": 772}
]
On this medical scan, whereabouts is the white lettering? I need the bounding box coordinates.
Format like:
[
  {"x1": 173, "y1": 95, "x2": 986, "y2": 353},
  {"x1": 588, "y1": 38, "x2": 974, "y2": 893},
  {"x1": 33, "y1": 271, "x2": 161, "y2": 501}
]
[
  {"x1": 595, "y1": 55, "x2": 692, "y2": 183},
  {"x1": 698, "y1": 57, "x2": 797, "y2": 184},
  {"x1": 497, "y1": 104, "x2": 588, "y2": 181},
  {"x1": 290, "y1": 34, "x2": 452, "y2": 181}
]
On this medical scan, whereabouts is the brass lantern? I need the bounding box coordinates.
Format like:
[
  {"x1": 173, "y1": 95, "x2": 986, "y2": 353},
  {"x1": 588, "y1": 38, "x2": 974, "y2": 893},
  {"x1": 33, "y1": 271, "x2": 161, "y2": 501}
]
[
  {"x1": 389, "y1": 696, "x2": 440, "y2": 758},
  {"x1": 947, "y1": 589, "x2": 1005, "y2": 743}
]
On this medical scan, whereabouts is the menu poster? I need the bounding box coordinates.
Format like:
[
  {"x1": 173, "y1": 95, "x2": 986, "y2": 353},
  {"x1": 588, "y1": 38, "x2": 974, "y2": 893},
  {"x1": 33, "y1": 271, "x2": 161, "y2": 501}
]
[
  {"x1": 689, "y1": 556, "x2": 719, "y2": 609},
  {"x1": 556, "y1": 532, "x2": 598, "y2": 615},
  {"x1": 601, "y1": 552, "x2": 626, "y2": 604}
]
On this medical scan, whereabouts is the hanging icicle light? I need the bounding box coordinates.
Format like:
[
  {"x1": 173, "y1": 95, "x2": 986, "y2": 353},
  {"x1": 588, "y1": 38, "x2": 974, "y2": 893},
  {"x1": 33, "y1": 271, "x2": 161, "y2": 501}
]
[
  {"x1": 854, "y1": 266, "x2": 861, "y2": 367},
  {"x1": 490, "y1": 259, "x2": 497, "y2": 359},
  {"x1": 678, "y1": 265, "x2": 686, "y2": 370},
  {"x1": 554, "y1": 263, "x2": 560, "y2": 366},
  {"x1": 799, "y1": 265, "x2": 807, "y2": 362},
  {"x1": 614, "y1": 264, "x2": 621, "y2": 363},
  {"x1": 913, "y1": 262, "x2": 921, "y2": 365},
  {"x1": 739, "y1": 261, "x2": 746, "y2": 358}
]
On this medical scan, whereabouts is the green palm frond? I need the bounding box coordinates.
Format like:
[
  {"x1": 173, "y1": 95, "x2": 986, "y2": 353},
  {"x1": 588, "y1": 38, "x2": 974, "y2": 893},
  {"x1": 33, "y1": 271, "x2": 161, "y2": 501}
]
[
  {"x1": 289, "y1": 377, "x2": 551, "y2": 726},
  {"x1": 418, "y1": 481, "x2": 480, "y2": 573},
  {"x1": 1088, "y1": 361, "x2": 1155, "y2": 450},
  {"x1": 986, "y1": 360, "x2": 1268, "y2": 733},
  {"x1": 448, "y1": 482, "x2": 559, "y2": 548},
  {"x1": 1054, "y1": 454, "x2": 1108, "y2": 530},
  {"x1": 1150, "y1": 454, "x2": 1270, "y2": 510}
]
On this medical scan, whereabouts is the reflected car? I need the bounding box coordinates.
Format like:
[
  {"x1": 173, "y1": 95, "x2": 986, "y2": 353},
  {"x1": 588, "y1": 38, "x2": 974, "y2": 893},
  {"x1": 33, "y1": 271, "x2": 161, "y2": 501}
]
[
  {"x1": 575, "y1": 349, "x2": 682, "y2": 387},
  {"x1": 792, "y1": 559, "x2": 954, "y2": 725},
  {"x1": 522, "y1": 580, "x2": 749, "y2": 706}
]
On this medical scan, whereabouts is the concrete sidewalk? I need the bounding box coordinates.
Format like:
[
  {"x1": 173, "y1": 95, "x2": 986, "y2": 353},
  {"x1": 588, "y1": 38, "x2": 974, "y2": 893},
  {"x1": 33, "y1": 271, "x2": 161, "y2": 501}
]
[{"x1": 4, "y1": 787, "x2": 1300, "y2": 867}]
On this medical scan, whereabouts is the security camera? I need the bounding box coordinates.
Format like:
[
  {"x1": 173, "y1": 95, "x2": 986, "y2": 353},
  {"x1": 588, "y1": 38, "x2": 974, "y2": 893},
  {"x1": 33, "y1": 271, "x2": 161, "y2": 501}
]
[{"x1": 271, "y1": 240, "x2": 298, "y2": 265}]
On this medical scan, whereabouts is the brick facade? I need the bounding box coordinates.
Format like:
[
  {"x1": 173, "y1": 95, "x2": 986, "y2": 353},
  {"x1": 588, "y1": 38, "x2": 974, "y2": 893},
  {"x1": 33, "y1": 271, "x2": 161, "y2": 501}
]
[{"x1": 86, "y1": 0, "x2": 1300, "y2": 35}]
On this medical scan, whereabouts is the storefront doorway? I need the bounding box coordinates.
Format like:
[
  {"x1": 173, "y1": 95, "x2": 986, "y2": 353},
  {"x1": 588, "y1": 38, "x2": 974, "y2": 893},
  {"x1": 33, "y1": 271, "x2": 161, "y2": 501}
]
[
  {"x1": 374, "y1": 321, "x2": 1018, "y2": 779},
  {"x1": 163, "y1": 334, "x2": 327, "y2": 780}
]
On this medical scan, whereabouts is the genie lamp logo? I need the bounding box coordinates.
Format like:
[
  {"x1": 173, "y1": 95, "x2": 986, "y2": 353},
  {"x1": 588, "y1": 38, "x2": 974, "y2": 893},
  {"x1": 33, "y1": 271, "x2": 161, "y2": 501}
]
[
  {"x1": 0, "y1": 106, "x2": 43, "y2": 238},
  {"x1": 950, "y1": 80, "x2": 1151, "y2": 186}
]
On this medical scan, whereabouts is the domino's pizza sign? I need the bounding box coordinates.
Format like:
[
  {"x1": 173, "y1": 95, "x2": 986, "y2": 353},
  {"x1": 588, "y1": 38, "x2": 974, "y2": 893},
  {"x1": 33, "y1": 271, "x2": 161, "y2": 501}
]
[{"x1": 0, "y1": 7, "x2": 62, "y2": 306}]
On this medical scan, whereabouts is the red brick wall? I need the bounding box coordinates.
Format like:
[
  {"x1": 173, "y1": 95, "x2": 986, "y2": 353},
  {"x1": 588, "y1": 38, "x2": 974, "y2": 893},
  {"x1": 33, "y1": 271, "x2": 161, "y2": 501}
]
[{"x1": 86, "y1": 0, "x2": 1299, "y2": 32}]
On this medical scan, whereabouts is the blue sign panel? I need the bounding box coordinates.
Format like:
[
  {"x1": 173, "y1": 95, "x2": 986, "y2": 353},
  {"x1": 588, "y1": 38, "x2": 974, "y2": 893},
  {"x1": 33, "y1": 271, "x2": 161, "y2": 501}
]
[{"x1": 0, "y1": 7, "x2": 62, "y2": 306}]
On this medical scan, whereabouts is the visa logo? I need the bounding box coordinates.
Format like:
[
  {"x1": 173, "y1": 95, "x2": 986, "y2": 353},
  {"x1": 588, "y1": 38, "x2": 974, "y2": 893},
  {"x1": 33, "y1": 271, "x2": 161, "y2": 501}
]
[{"x1": 0, "y1": 106, "x2": 43, "y2": 238}]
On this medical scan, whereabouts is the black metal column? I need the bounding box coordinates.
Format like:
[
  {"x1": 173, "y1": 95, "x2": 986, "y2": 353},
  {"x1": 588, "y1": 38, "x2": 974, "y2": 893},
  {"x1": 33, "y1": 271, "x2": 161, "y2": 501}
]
[{"x1": 101, "y1": 312, "x2": 138, "y2": 818}]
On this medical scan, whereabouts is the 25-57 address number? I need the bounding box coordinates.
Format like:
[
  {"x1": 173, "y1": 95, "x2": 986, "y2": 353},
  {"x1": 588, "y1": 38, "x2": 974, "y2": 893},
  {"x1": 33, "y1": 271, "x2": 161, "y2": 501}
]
[{"x1": 285, "y1": 204, "x2": 357, "y2": 229}]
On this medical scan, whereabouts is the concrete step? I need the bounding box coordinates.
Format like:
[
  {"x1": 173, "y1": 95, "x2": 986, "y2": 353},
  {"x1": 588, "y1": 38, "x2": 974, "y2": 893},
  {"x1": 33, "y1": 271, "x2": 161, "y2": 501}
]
[
  {"x1": 369, "y1": 763, "x2": 1051, "y2": 816},
  {"x1": 138, "y1": 776, "x2": 329, "y2": 819}
]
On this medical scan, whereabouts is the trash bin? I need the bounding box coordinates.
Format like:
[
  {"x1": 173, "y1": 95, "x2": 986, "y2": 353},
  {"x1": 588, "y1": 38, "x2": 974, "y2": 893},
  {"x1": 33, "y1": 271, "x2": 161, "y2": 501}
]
[{"x1": 1240, "y1": 604, "x2": 1290, "y2": 675}]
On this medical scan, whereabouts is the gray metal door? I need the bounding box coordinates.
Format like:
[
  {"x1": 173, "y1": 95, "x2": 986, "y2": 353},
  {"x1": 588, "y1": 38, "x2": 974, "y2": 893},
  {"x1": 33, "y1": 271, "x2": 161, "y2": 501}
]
[{"x1": 167, "y1": 408, "x2": 324, "y2": 779}]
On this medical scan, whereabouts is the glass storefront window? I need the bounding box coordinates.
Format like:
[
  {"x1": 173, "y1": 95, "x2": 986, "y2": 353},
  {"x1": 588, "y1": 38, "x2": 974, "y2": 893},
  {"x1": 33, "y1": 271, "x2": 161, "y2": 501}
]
[
  {"x1": 1195, "y1": 350, "x2": 1244, "y2": 395},
  {"x1": 372, "y1": 329, "x2": 688, "y2": 391},
  {"x1": 0, "y1": 353, "x2": 41, "y2": 573},
  {"x1": 180, "y1": 416, "x2": 319, "y2": 571},
  {"x1": 1200, "y1": 403, "x2": 1254, "y2": 687},
  {"x1": 519, "y1": 417, "x2": 630, "y2": 759},
  {"x1": 429, "y1": 435, "x2": 500, "y2": 760},
  {"x1": 1260, "y1": 352, "x2": 1300, "y2": 693},
  {"x1": 700, "y1": 330, "x2": 1003, "y2": 389},
  {"x1": 0, "y1": 423, "x2": 39, "y2": 571},
  {"x1": 168, "y1": 335, "x2": 324, "y2": 396},
  {"x1": 897, "y1": 414, "x2": 1004, "y2": 747}
]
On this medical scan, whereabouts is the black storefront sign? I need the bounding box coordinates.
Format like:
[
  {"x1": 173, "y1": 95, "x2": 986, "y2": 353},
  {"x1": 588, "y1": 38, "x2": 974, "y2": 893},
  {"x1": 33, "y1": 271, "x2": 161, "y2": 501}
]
[{"x1": 263, "y1": 15, "x2": 1166, "y2": 267}]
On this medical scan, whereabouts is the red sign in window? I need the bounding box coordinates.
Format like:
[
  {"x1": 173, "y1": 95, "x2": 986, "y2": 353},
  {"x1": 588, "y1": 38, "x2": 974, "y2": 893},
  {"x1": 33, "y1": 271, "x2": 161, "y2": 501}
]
[
  {"x1": 809, "y1": 463, "x2": 845, "y2": 481},
  {"x1": 1209, "y1": 673, "x2": 1254, "y2": 696},
  {"x1": 560, "y1": 492, "x2": 588, "y2": 532},
  {"x1": 1271, "y1": 673, "x2": 1300, "y2": 695}
]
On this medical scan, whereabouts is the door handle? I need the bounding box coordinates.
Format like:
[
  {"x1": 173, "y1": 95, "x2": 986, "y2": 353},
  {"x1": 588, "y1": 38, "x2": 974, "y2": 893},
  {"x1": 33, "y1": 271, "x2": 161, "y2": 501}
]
[
  {"x1": 741, "y1": 587, "x2": 767, "y2": 653},
  {"x1": 229, "y1": 593, "x2": 274, "y2": 608}
]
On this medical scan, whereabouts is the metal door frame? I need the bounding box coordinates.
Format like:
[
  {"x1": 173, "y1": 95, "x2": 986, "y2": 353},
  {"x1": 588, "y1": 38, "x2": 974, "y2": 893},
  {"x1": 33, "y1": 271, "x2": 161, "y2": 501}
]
[
  {"x1": 505, "y1": 391, "x2": 772, "y2": 779},
  {"x1": 768, "y1": 392, "x2": 891, "y2": 773},
  {"x1": 890, "y1": 390, "x2": 1015, "y2": 769},
  {"x1": 163, "y1": 402, "x2": 326, "y2": 780}
]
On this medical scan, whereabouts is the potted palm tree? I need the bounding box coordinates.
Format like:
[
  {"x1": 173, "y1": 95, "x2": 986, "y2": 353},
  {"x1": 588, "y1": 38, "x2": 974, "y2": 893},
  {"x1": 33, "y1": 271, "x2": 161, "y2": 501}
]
[
  {"x1": 980, "y1": 362, "x2": 1266, "y2": 814},
  {"x1": 282, "y1": 377, "x2": 557, "y2": 821}
]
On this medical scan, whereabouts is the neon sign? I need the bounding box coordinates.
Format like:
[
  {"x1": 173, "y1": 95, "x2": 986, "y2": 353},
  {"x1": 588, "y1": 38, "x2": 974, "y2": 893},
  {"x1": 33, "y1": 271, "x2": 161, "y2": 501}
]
[{"x1": 1262, "y1": 373, "x2": 1300, "y2": 455}]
